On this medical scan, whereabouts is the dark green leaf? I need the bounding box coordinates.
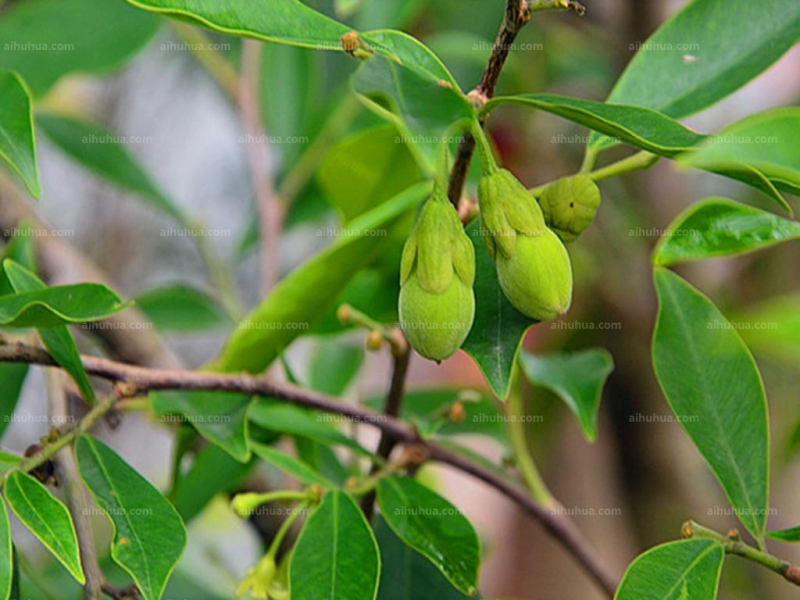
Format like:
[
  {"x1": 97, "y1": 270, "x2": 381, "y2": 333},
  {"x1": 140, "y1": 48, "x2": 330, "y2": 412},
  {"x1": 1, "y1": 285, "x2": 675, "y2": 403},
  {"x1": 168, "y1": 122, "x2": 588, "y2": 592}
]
[
  {"x1": 652, "y1": 268, "x2": 769, "y2": 540},
  {"x1": 212, "y1": 183, "x2": 428, "y2": 373},
  {"x1": 135, "y1": 284, "x2": 229, "y2": 332},
  {"x1": 0, "y1": 71, "x2": 39, "y2": 198},
  {"x1": 151, "y1": 391, "x2": 252, "y2": 462},
  {"x1": 294, "y1": 437, "x2": 352, "y2": 486},
  {"x1": 308, "y1": 340, "x2": 364, "y2": 396},
  {"x1": 4, "y1": 261, "x2": 99, "y2": 403},
  {"x1": 126, "y1": 0, "x2": 352, "y2": 49},
  {"x1": 36, "y1": 114, "x2": 186, "y2": 223},
  {"x1": 614, "y1": 539, "x2": 724, "y2": 600},
  {"x1": 75, "y1": 436, "x2": 186, "y2": 600},
  {"x1": 0, "y1": 497, "x2": 12, "y2": 600},
  {"x1": 767, "y1": 526, "x2": 800, "y2": 543},
  {"x1": 290, "y1": 490, "x2": 380, "y2": 600},
  {"x1": 317, "y1": 125, "x2": 422, "y2": 223},
  {"x1": 520, "y1": 349, "x2": 614, "y2": 443},
  {"x1": 172, "y1": 444, "x2": 254, "y2": 523},
  {"x1": 0, "y1": 0, "x2": 160, "y2": 96},
  {"x1": 374, "y1": 516, "x2": 480, "y2": 600},
  {"x1": 461, "y1": 220, "x2": 535, "y2": 400},
  {"x1": 377, "y1": 476, "x2": 480, "y2": 596},
  {"x1": 4, "y1": 471, "x2": 84, "y2": 584},
  {"x1": 599, "y1": 0, "x2": 800, "y2": 120},
  {"x1": 251, "y1": 443, "x2": 335, "y2": 488},
  {"x1": 652, "y1": 198, "x2": 800, "y2": 267},
  {"x1": 484, "y1": 94, "x2": 705, "y2": 157},
  {"x1": 0, "y1": 364, "x2": 28, "y2": 440}
]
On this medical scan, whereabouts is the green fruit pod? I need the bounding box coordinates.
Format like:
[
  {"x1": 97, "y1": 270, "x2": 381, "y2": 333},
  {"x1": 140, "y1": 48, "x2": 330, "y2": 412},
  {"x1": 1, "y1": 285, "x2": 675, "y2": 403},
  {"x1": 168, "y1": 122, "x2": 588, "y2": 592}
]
[{"x1": 537, "y1": 175, "x2": 601, "y2": 242}]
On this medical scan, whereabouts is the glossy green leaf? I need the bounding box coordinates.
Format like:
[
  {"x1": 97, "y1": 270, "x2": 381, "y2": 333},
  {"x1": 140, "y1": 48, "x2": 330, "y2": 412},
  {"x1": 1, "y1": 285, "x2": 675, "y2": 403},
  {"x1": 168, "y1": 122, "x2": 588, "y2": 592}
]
[
  {"x1": 520, "y1": 349, "x2": 614, "y2": 443},
  {"x1": 309, "y1": 340, "x2": 364, "y2": 396},
  {"x1": 483, "y1": 94, "x2": 705, "y2": 157},
  {"x1": 318, "y1": 125, "x2": 422, "y2": 223},
  {"x1": 652, "y1": 198, "x2": 800, "y2": 267},
  {"x1": 767, "y1": 526, "x2": 800, "y2": 543},
  {"x1": 249, "y1": 399, "x2": 369, "y2": 456},
  {"x1": 172, "y1": 444, "x2": 254, "y2": 523},
  {"x1": 75, "y1": 436, "x2": 186, "y2": 600},
  {"x1": 126, "y1": 0, "x2": 352, "y2": 49},
  {"x1": 614, "y1": 539, "x2": 724, "y2": 600},
  {"x1": 461, "y1": 220, "x2": 535, "y2": 400},
  {"x1": 290, "y1": 490, "x2": 380, "y2": 600},
  {"x1": 135, "y1": 284, "x2": 229, "y2": 332},
  {"x1": 0, "y1": 364, "x2": 28, "y2": 440},
  {"x1": 151, "y1": 391, "x2": 252, "y2": 462},
  {"x1": 374, "y1": 516, "x2": 480, "y2": 600},
  {"x1": 377, "y1": 476, "x2": 480, "y2": 596},
  {"x1": 4, "y1": 471, "x2": 84, "y2": 584},
  {"x1": 653, "y1": 268, "x2": 769, "y2": 540},
  {"x1": 0, "y1": 261, "x2": 126, "y2": 327},
  {"x1": 37, "y1": 114, "x2": 185, "y2": 223},
  {"x1": 599, "y1": 0, "x2": 800, "y2": 121},
  {"x1": 251, "y1": 443, "x2": 335, "y2": 488},
  {"x1": 4, "y1": 261, "x2": 99, "y2": 403},
  {"x1": 0, "y1": 71, "x2": 39, "y2": 198},
  {"x1": 0, "y1": 0, "x2": 160, "y2": 96},
  {"x1": 677, "y1": 108, "x2": 800, "y2": 198},
  {"x1": 213, "y1": 183, "x2": 428, "y2": 373},
  {"x1": 0, "y1": 497, "x2": 12, "y2": 600}
]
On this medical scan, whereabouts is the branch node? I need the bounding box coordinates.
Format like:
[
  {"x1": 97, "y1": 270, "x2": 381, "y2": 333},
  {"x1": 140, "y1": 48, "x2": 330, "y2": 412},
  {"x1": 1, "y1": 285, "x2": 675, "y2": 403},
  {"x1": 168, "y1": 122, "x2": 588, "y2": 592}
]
[{"x1": 113, "y1": 380, "x2": 140, "y2": 400}]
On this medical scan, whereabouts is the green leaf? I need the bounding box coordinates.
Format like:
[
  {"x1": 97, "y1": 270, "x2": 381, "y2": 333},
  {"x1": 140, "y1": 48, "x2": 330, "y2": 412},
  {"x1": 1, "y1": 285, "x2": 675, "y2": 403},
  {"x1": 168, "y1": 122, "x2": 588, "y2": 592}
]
[
  {"x1": 614, "y1": 539, "x2": 724, "y2": 600},
  {"x1": 520, "y1": 349, "x2": 614, "y2": 443},
  {"x1": 308, "y1": 340, "x2": 364, "y2": 396},
  {"x1": 652, "y1": 268, "x2": 770, "y2": 540},
  {"x1": 135, "y1": 284, "x2": 229, "y2": 332},
  {"x1": 75, "y1": 436, "x2": 186, "y2": 600},
  {"x1": 126, "y1": 0, "x2": 352, "y2": 49},
  {"x1": 290, "y1": 490, "x2": 380, "y2": 600},
  {"x1": 251, "y1": 443, "x2": 335, "y2": 488},
  {"x1": 172, "y1": 444, "x2": 254, "y2": 523},
  {"x1": 767, "y1": 526, "x2": 800, "y2": 543},
  {"x1": 4, "y1": 471, "x2": 85, "y2": 584},
  {"x1": 0, "y1": 261, "x2": 126, "y2": 327},
  {"x1": 0, "y1": 497, "x2": 12, "y2": 600},
  {"x1": 652, "y1": 198, "x2": 800, "y2": 267},
  {"x1": 353, "y1": 34, "x2": 474, "y2": 170},
  {"x1": 0, "y1": 71, "x2": 39, "y2": 198},
  {"x1": 0, "y1": 0, "x2": 160, "y2": 96},
  {"x1": 317, "y1": 125, "x2": 422, "y2": 223},
  {"x1": 0, "y1": 452, "x2": 23, "y2": 476},
  {"x1": 4, "y1": 261, "x2": 101, "y2": 403},
  {"x1": 374, "y1": 516, "x2": 480, "y2": 600},
  {"x1": 249, "y1": 399, "x2": 369, "y2": 456},
  {"x1": 377, "y1": 476, "x2": 480, "y2": 596},
  {"x1": 151, "y1": 391, "x2": 252, "y2": 462},
  {"x1": 676, "y1": 108, "x2": 800, "y2": 199},
  {"x1": 0, "y1": 220, "x2": 36, "y2": 296},
  {"x1": 483, "y1": 94, "x2": 705, "y2": 158},
  {"x1": 461, "y1": 220, "x2": 535, "y2": 400},
  {"x1": 36, "y1": 114, "x2": 186, "y2": 223},
  {"x1": 0, "y1": 364, "x2": 28, "y2": 440},
  {"x1": 295, "y1": 437, "x2": 352, "y2": 486},
  {"x1": 599, "y1": 0, "x2": 800, "y2": 121},
  {"x1": 213, "y1": 183, "x2": 428, "y2": 373}
]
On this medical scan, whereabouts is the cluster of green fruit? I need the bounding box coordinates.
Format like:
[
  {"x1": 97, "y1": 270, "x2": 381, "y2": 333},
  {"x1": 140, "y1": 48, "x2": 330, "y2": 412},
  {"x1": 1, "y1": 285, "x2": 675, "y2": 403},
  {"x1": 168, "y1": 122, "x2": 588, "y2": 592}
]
[{"x1": 399, "y1": 136, "x2": 601, "y2": 362}]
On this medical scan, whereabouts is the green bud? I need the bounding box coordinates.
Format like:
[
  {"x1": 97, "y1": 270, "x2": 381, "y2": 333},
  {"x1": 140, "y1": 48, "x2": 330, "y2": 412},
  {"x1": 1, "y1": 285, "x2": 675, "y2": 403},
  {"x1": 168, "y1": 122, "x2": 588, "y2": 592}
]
[
  {"x1": 537, "y1": 175, "x2": 601, "y2": 242},
  {"x1": 478, "y1": 169, "x2": 573, "y2": 321},
  {"x1": 399, "y1": 194, "x2": 475, "y2": 362}
]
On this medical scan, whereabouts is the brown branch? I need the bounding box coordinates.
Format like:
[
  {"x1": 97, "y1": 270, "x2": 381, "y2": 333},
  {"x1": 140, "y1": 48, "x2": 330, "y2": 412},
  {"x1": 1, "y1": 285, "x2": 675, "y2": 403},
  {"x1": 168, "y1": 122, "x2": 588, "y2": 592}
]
[{"x1": 0, "y1": 341, "x2": 618, "y2": 597}]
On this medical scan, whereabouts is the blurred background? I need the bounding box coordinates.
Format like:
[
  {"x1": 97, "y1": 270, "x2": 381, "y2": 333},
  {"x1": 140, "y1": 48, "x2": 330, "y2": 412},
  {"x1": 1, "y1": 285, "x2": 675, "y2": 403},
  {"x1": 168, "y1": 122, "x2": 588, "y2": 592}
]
[{"x1": 1, "y1": 0, "x2": 798, "y2": 598}]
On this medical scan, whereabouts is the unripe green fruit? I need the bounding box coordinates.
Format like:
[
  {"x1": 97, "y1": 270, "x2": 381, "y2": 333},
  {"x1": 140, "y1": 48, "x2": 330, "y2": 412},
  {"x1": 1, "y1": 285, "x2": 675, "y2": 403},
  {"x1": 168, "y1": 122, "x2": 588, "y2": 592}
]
[
  {"x1": 399, "y1": 193, "x2": 476, "y2": 362},
  {"x1": 399, "y1": 274, "x2": 475, "y2": 362},
  {"x1": 478, "y1": 168, "x2": 573, "y2": 321},
  {"x1": 537, "y1": 175, "x2": 601, "y2": 242},
  {"x1": 495, "y1": 229, "x2": 572, "y2": 321}
]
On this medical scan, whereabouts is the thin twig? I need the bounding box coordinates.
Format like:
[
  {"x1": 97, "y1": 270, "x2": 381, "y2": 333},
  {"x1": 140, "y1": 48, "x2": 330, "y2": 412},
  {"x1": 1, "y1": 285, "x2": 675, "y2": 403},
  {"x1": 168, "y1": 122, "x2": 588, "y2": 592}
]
[
  {"x1": 0, "y1": 342, "x2": 618, "y2": 597},
  {"x1": 239, "y1": 40, "x2": 285, "y2": 295}
]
